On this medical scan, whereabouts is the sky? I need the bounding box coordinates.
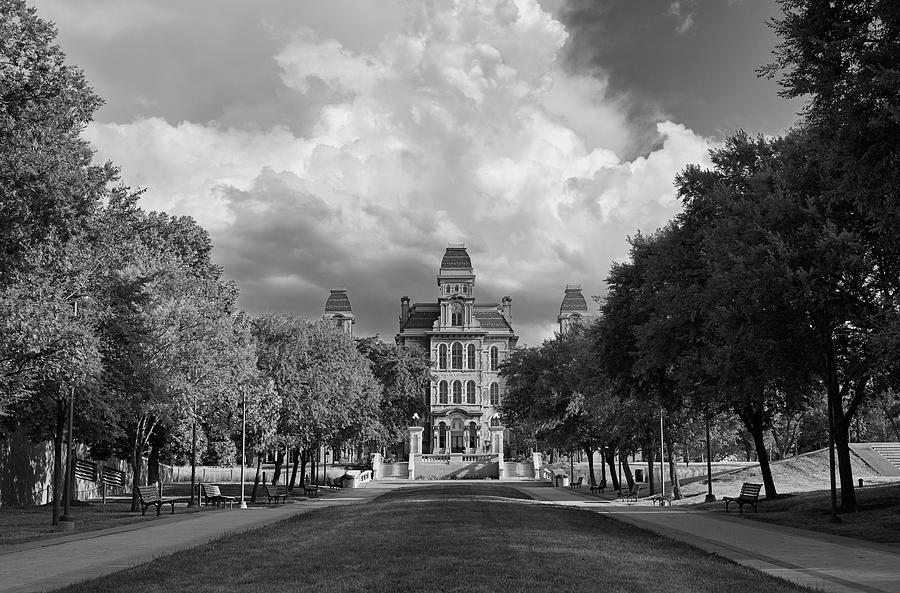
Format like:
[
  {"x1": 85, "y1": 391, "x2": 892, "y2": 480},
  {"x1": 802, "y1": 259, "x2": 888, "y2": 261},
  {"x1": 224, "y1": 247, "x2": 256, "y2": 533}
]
[{"x1": 33, "y1": 0, "x2": 804, "y2": 347}]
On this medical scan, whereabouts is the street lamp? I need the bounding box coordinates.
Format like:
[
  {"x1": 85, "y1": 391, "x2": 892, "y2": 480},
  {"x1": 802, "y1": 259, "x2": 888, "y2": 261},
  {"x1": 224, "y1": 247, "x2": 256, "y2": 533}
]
[
  {"x1": 240, "y1": 386, "x2": 247, "y2": 509},
  {"x1": 704, "y1": 403, "x2": 716, "y2": 502}
]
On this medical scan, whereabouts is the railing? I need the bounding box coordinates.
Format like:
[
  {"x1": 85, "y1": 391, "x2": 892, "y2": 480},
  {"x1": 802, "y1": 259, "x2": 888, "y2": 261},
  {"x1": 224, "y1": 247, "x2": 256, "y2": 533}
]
[
  {"x1": 421, "y1": 455, "x2": 451, "y2": 463},
  {"x1": 462, "y1": 455, "x2": 495, "y2": 462}
]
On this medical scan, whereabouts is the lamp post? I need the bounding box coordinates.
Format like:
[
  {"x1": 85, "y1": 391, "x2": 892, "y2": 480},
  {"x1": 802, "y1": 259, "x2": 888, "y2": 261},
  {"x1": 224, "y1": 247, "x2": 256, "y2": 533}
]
[
  {"x1": 240, "y1": 386, "x2": 247, "y2": 509},
  {"x1": 704, "y1": 403, "x2": 716, "y2": 502},
  {"x1": 59, "y1": 300, "x2": 78, "y2": 530}
]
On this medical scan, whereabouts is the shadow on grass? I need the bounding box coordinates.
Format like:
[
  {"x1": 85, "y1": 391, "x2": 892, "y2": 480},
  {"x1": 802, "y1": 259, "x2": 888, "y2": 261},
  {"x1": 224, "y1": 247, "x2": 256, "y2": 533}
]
[{"x1": 54, "y1": 484, "x2": 816, "y2": 593}]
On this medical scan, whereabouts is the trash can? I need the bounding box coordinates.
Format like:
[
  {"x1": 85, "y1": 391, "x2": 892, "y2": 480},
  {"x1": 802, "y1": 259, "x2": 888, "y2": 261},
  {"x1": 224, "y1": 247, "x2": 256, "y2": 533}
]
[{"x1": 555, "y1": 475, "x2": 570, "y2": 487}]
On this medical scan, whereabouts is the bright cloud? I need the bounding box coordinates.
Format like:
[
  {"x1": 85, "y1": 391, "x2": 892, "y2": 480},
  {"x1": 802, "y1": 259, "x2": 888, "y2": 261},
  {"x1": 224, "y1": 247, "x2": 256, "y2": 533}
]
[{"x1": 84, "y1": 0, "x2": 713, "y2": 345}]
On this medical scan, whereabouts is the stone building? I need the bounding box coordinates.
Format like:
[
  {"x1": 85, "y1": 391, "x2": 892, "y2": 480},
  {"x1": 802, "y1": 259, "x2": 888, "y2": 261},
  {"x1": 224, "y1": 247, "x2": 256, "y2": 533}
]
[
  {"x1": 557, "y1": 284, "x2": 591, "y2": 334},
  {"x1": 396, "y1": 244, "x2": 517, "y2": 454},
  {"x1": 323, "y1": 289, "x2": 355, "y2": 337}
]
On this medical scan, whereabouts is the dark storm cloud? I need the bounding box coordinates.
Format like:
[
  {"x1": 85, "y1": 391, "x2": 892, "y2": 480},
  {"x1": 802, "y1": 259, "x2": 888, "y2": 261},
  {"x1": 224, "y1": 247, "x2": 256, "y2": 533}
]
[{"x1": 558, "y1": 0, "x2": 804, "y2": 142}]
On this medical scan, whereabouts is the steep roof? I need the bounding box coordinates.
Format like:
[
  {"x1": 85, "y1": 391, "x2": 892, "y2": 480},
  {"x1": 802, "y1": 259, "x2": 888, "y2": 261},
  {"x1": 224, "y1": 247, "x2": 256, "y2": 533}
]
[
  {"x1": 473, "y1": 310, "x2": 512, "y2": 331},
  {"x1": 324, "y1": 289, "x2": 352, "y2": 314},
  {"x1": 440, "y1": 245, "x2": 472, "y2": 270},
  {"x1": 559, "y1": 285, "x2": 588, "y2": 315},
  {"x1": 402, "y1": 309, "x2": 439, "y2": 330}
]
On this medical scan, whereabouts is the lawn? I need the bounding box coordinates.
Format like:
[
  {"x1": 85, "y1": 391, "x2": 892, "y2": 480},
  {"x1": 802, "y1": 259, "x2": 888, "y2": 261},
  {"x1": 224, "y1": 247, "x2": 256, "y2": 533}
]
[
  {"x1": 689, "y1": 482, "x2": 900, "y2": 545},
  {"x1": 54, "y1": 483, "x2": 814, "y2": 593},
  {"x1": 0, "y1": 499, "x2": 217, "y2": 546}
]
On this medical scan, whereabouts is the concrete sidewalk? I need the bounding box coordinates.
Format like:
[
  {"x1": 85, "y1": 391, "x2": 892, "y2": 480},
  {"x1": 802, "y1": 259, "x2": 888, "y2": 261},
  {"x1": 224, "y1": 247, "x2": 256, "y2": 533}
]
[
  {"x1": 518, "y1": 483, "x2": 900, "y2": 593},
  {"x1": 0, "y1": 487, "x2": 386, "y2": 593}
]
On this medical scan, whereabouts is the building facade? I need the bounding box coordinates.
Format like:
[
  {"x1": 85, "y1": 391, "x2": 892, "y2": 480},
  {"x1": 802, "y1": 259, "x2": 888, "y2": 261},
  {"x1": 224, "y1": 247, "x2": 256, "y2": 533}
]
[
  {"x1": 396, "y1": 244, "x2": 517, "y2": 454},
  {"x1": 557, "y1": 284, "x2": 591, "y2": 334}
]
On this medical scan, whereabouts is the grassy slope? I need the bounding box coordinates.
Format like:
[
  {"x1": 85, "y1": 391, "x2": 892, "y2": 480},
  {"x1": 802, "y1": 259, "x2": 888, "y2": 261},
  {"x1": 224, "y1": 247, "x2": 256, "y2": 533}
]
[
  {"x1": 691, "y1": 482, "x2": 900, "y2": 544},
  {"x1": 55, "y1": 484, "x2": 814, "y2": 593}
]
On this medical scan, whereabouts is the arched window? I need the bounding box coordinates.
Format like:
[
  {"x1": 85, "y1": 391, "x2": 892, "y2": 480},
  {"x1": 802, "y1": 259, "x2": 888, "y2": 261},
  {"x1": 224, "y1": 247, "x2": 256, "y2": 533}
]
[
  {"x1": 469, "y1": 422, "x2": 478, "y2": 449},
  {"x1": 490, "y1": 383, "x2": 500, "y2": 406},
  {"x1": 452, "y1": 381, "x2": 462, "y2": 404},
  {"x1": 439, "y1": 381, "x2": 448, "y2": 404},
  {"x1": 466, "y1": 344, "x2": 476, "y2": 369},
  {"x1": 466, "y1": 380, "x2": 476, "y2": 404},
  {"x1": 462, "y1": 284, "x2": 467, "y2": 294},
  {"x1": 451, "y1": 303, "x2": 463, "y2": 326},
  {"x1": 454, "y1": 284, "x2": 459, "y2": 293},
  {"x1": 490, "y1": 346, "x2": 499, "y2": 371},
  {"x1": 439, "y1": 422, "x2": 447, "y2": 448},
  {"x1": 438, "y1": 344, "x2": 447, "y2": 370},
  {"x1": 451, "y1": 342, "x2": 463, "y2": 369},
  {"x1": 490, "y1": 415, "x2": 501, "y2": 427}
]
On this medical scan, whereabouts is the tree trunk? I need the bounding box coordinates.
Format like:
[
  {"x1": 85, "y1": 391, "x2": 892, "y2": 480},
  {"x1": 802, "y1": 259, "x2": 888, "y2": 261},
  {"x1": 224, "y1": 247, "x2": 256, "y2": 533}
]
[
  {"x1": 300, "y1": 449, "x2": 309, "y2": 486},
  {"x1": 645, "y1": 438, "x2": 656, "y2": 495},
  {"x1": 130, "y1": 423, "x2": 145, "y2": 512},
  {"x1": 833, "y1": 412, "x2": 858, "y2": 511},
  {"x1": 620, "y1": 450, "x2": 634, "y2": 491},
  {"x1": 271, "y1": 450, "x2": 284, "y2": 485},
  {"x1": 250, "y1": 454, "x2": 262, "y2": 502},
  {"x1": 584, "y1": 445, "x2": 596, "y2": 487},
  {"x1": 51, "y1": 398, "x2": 65, "y2": 525},
  {"x1": 742, "y1": 408, "x2": 777, "y2": 498},
  {"x1": 189, "y1": 420, "x2": 197, "y2": 506},
  {"x1": 664, "y1": 422, "x2": 683, "y2": 499},
  {"x1": 604, "y1": 448, "x2": 619, "y2": 491},
  {"x1": 148, "y1": 440, "x2": 161, "y2": 485},
  {"x1": 288, "y1": 448, "x2": 299, "y2": 491}
]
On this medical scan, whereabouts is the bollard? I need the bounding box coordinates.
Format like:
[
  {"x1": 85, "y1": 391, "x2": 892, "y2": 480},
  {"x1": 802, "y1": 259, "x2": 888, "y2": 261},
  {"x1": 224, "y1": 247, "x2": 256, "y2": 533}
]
[{"x1": 858, "y1": 478, "x2": 863, "y2": 488}]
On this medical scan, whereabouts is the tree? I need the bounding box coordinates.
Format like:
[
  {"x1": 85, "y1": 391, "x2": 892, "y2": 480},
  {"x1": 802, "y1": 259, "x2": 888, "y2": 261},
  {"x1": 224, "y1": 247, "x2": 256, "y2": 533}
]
[
  {"x1": 765, "y1": 1, "x2": 900, "y2": 511},
  {"x1": 501, "y1": 327, "x2": 605, "y2": 487},
  {"x1": 356, "y1": 337, "x2": 430, "y2": 451},
  {"x1": 0, "y1": 0, "x2": 118, "y2": 413}
]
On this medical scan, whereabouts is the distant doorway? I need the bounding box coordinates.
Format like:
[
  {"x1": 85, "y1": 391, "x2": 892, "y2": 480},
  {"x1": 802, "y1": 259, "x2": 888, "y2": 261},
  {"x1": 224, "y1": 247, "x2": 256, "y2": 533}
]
[{"x1": 451, "y1": 434, "x2": 464, "y2": 453}]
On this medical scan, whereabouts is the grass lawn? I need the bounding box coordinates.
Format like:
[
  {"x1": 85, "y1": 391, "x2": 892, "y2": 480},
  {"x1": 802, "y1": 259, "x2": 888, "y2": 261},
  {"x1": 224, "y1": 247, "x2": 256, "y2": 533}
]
[
  {"x1": 54, "y1": 483, "x2": 814, "y2": 593},
  {"x1": 0, "y1": 499, "x2": 219, "y2": 546},
  {"x1": 690, "y1": 482, "x2": 900, "y2": 545}
]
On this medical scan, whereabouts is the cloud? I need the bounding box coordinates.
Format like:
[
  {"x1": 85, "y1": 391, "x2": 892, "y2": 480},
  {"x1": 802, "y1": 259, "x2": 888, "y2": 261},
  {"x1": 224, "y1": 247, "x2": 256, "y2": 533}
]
[
  {"x1": 84, "y1": 0, "x2": 713, "y2": 346},
  {"x1": 668, "y1": 1, "x2": 696, "y2": 34}
]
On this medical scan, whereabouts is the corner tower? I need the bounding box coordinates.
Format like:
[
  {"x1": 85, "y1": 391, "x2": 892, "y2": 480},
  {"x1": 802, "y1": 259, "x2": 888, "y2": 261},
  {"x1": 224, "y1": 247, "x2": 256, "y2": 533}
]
[
  {"x1": 324, "y1": 289, "x2": 355, "y2": 337},
  {"x1": 558, "y1": 284, "x2": 590, "y2": 334}
]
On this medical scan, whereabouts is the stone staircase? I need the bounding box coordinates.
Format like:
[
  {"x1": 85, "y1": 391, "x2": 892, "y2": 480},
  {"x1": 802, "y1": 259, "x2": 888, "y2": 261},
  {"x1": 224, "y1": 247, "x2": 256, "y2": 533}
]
[{"x1": 868, "y1": 442, "x2": 900, "y2": 473}]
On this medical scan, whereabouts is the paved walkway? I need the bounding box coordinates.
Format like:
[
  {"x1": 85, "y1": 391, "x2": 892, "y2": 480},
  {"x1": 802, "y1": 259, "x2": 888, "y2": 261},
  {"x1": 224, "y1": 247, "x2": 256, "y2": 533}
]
[
  {"x1": 0, "y1": 487, "x2": 388, "y2": 593},
  {"x1": 517, "y1": 483, "x2": 900, "y2": 593}
]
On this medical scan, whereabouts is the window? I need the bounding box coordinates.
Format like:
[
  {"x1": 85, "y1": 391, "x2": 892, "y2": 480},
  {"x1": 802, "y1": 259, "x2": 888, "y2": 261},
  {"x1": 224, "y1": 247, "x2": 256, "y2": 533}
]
[
  {"x1": 462, "y1": 284, "x2": 467, "y2": 294},
  {"x1": 490, "y1": 415, "x2": 501, "y2": 427},
  {"x1": 466, "y1": 344, "x2": 476, "y2": 369},
  {"x1": 454, "y1": 284, "x2": 459, "y2": 293},
  {"x1": 466, "y1": 381, "x2": 476, "y2": 404},
  {"x1": 452, "y1": 381, "x2": 462, "y2": 404},
  {"x1": 451, "y1": 303, "x2": 463, "y2": 326},
  {"x1": 438, "y1": 344, "x2": 447, "y2": 370},
  {"x1": 490, "y1": 346, "x2": 499, "y2": 371},
  {"x1": 439, "y1": 381, "x2": 448, "y2": 404},
  {"x1": 439, "y1": 422, "x2": 447, "y2": 448},
  {"x1": 451, "y1": 342, "x2": 463, "y2": 369},
  {"x1": 469, "y1": 422, "x2": 478, "y2": 449},
  {"x1": 490, "y1": 383, "x2": 499, "y2": 406}
]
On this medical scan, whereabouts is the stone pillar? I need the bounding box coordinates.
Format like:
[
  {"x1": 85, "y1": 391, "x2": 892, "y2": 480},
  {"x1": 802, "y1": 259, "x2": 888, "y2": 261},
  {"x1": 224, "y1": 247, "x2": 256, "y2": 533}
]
[
  {"x1": 491, "y1": 426, "x2": 505, "y2": 480},
  {"x1": 532, "y1": 451, "x2": 543, "y2": 481},
  {"x1": 408, "y1": 426, "x2": 423, "y2": 480},
  {"x1": 432, "y1": 426, "x2": 439, "y2": 454},
  {"x1": 371, "y1": 452, "x2": 383, "y2": 480}
]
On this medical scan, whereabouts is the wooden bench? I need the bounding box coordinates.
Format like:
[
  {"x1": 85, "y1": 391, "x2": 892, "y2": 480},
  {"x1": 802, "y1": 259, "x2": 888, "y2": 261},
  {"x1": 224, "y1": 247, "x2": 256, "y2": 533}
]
[
  {"x1": 723, "y1": 482, "x2": 763, "y2": 513},
  {"x1": 325, "y1": 476, "x2": 344, "y2": 489},
  {"x1": 590, "y1": 480, "x2": 606, "y2": 494},
  {"x1": 617, "y1": 483, "x2": 643, "y2": 503},
  {"x1": 264, "y1": 484, "x2": 288, "y2": 503},
  {"x1": 650, "y1": 493, "x2": 672, "y2": 506},
  {"x1": 137, "y1": 485, "x2": 180, "y2": 516},
  {"x1": 201, "y1": 484, "x2": 235, "y2": 508},
  {"x1": 302, "y1": 481, "x2": 320, "y2": 496},
  {"x1": 569, "y1": 476, "x2": 584, "y2": 489}
]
